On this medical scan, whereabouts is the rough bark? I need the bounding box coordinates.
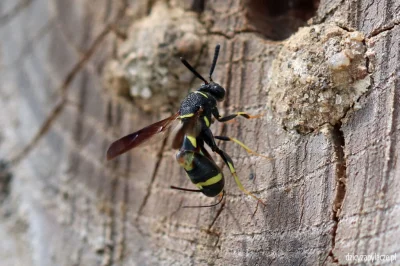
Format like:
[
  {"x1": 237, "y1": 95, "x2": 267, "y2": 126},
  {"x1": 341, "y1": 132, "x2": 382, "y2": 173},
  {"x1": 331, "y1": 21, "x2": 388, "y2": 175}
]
[{"x1": 0, "y1": 0, "x2": 398, "y2": 265}]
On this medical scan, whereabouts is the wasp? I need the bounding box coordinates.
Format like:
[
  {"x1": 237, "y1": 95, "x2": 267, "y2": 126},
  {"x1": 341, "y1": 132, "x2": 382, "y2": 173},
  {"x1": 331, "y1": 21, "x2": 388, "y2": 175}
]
[{"x1": 107, "y1": 45, "x2": 268, "y2": 207}]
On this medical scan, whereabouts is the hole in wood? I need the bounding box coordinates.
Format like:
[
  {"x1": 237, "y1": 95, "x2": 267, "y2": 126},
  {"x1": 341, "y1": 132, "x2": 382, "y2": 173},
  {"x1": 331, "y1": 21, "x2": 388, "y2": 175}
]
[{"x1": 246, "y1": 0, "x2": 320, "y2": 40}]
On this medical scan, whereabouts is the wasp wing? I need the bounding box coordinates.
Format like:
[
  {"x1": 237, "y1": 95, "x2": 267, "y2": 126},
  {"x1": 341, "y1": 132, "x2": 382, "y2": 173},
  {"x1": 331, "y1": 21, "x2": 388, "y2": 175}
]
[
  {"x1": 107, "y1": 112, "x2": 179, "y2": 160},
  {"x1": 171, "y1": 107, "x2": 203, "y2": 149}
]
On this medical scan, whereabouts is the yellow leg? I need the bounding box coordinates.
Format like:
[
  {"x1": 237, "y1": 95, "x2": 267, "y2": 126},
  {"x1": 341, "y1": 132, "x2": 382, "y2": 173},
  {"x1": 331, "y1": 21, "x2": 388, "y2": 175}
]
[
  {"x1": 215, "y1": 136, "x2": 272, "y2": 160},
  {"x1": 216, "y1": 149, "x2": 266, "y2": 206},
  {"x1": 232, "y1": 172, "x2": 266, "y2": 206}
]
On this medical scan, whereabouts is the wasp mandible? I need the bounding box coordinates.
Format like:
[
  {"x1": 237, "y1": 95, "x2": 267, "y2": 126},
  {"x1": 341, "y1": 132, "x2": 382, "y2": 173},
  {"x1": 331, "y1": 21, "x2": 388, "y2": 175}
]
[{"x1": 107, "y1": 45, "x2": 268, "y2": 207}]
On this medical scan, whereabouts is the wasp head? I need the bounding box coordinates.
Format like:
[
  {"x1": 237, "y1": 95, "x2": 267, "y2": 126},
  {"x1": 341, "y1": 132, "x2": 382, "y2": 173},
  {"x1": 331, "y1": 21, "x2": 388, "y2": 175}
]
[{"x1": 199, "y1": 82, "x2": 225, "y2": 102}]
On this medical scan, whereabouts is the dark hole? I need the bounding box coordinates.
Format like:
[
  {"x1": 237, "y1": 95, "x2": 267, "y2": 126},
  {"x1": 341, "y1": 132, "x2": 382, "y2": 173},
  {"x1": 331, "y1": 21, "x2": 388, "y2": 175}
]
[
  {"x1": 191, "y1": 0, "x2": 205, "y2": 13},
  {"x1": 246, "y1": 0, "x2": 320, "y2": 40}
]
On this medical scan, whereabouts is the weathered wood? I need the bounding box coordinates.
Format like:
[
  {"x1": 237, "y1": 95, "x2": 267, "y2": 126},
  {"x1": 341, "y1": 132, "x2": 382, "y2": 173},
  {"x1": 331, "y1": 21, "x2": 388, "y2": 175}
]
[{"x1": 0, "y1": 0, "x2": 398, "y2": 265}]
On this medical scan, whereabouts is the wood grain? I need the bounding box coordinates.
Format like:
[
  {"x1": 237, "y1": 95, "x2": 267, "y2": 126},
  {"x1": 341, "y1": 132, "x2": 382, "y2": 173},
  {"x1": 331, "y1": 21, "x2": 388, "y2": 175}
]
[{"x1": 0, "y1": 0, "x2": 398, "y2": 265}]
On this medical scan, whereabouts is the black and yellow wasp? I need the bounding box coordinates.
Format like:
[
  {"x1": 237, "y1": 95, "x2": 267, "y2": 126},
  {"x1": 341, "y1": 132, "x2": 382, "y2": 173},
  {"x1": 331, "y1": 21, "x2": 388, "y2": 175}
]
[{"x1": 107, "y1": 45, "x2": 268, "y2": 207}]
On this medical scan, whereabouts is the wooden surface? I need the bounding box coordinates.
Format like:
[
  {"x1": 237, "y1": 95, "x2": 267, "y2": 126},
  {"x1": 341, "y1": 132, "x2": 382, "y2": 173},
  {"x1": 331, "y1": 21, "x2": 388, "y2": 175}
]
[{"x1": 0, "y1": 0, "x2": 399, "y2": 265}]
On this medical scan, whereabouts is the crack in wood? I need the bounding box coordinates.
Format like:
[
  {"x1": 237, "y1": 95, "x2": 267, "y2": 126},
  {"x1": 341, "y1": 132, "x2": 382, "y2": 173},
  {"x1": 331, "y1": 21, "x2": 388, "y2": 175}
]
[
  {"x1": 367, "y1": 17, "x2": 400, "y2": 38},
  {"x1": 376, "y1": 65, "x2": 400, "y2": 255},
  {"x1": 135, "y1": 131, "x2": 169, "y2": 227},
  {"x1": 10, "y1": 96, "x2": 67, "y2": 165},
  {"x1": 72, "y1": 197, "x2": 90, "y2": 266},
  {"x1": 100, "y1": 94, "x2": 126, "y2": 266},
  {"x1": 9, "y1": 5, "x2": 128, "y2": 167},
  {"x1": 115, "y1": 155, "x2": 131, "y2": 263},
  {"x1": 103, "y1": 107, "x2": 123, "y2": 266},
  {"x1": 146, "y1": 0, "x2": 156, "y2": 15},
  {"x1": 0, "y1": 160, "x2": 13, "y2": 203},
  {"x1": 101, "y1": 176, "x2": 119, "y2": 266},
  {"x1": 324, "y1": 124, "x2": 347, "y2": 265}
]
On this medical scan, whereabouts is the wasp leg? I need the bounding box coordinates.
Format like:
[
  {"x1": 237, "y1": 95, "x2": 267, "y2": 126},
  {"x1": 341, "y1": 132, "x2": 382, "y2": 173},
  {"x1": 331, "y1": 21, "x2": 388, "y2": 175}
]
[
  {"x1": 214, "y1": 136, "x2": 272, "y2": 160},
  {"x1": 181, "y1": 190, "x2": 225, "y2": 209},
  {"x1": 170, "y1": 186, "x2": 225, "y2": 208},
  {"x1": 218, "y1": 112, "x2": 263, "y2": 122},
  {"x1": 215, "y1": 149, "x2": 266, "y2": 206},
  {"x1": 170, "y1": 186, "x2": 202, "y2": 192},
  {"x1": 199, "y1": 128, "x2": 266, "y2": 205},
  {"x1": 202, "y1": 127, "x2": 219, "y2": 152},
  {"x1": 199, "y1": 139, "x2": 213, "y2": 161}
]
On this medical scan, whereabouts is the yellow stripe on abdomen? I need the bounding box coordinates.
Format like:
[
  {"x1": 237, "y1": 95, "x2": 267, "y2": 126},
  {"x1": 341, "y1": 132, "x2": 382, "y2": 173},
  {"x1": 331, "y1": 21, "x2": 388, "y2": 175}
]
[{"x1": 195, "y1": 173, "x2": 222, "y2": 189}]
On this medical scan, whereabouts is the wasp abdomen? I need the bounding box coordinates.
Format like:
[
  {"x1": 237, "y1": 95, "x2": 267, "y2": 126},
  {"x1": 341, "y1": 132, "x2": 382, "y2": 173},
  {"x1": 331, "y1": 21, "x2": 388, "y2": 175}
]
[{"x1": 176, "y1": 150, "x2": 224, "y2": 197}]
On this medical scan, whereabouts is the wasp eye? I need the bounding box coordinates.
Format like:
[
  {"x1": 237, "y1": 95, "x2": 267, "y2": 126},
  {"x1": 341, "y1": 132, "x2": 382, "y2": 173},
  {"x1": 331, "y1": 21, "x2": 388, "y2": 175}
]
[{"x1": 211, "y1": 84, "x2": 225, "y2": 102}]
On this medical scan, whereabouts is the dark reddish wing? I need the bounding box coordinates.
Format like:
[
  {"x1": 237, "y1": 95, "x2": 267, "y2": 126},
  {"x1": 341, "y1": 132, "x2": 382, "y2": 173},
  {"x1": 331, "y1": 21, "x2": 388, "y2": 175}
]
[
  {"x1": 107, "y1": 112, "x2": 179, "y2": 160},
  {"x1": 171, "y1": 108, "x2": 203, "y2": 149}
]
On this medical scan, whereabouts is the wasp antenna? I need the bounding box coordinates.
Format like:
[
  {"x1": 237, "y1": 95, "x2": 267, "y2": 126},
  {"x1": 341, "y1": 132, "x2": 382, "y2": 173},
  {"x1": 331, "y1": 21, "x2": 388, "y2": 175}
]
[
  {"x1": 180, "y1": 57, "x2": 208, "y2": 84},
  {"x1": 209, "y1": 44, "x2": 220, "y2": 82}
]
